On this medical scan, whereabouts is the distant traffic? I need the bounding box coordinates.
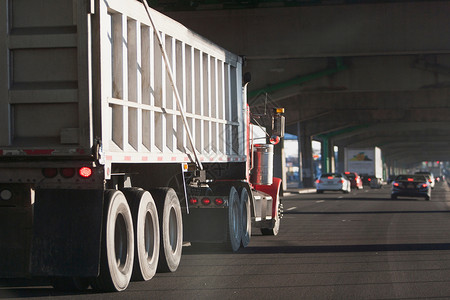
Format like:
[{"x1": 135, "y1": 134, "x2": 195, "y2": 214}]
[{"x1": 315, "y1": 171, "x2": 445, "y2": 201}]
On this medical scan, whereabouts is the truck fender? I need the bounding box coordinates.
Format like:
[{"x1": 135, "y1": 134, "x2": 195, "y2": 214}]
[{"x1": 253, "y1": 177, "x2": 282, "y2": 219}]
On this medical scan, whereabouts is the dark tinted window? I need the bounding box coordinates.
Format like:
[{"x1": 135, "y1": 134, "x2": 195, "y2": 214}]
[
  {"x1": 321, "y1": 173, "x2": 342, "y2": 178},
  {"x1": 396, "y1": 175, "x2": 427, "y2": 182}
]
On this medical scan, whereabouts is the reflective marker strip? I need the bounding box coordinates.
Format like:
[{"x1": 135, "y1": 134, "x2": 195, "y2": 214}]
[{"x1": 102, "y1": 154, "x2": 246, "y2": 163}]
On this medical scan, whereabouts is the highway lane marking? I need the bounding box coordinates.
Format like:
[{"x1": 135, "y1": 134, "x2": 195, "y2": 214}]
[
  {"x1": 286, "y1": 206, "x2": 297, "y2": 211},
  {"x1": 316, "y1": 200, "x2": 325, "y2": 203}
]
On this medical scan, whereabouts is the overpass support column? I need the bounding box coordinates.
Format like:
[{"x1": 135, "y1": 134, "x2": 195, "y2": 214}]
[
  {"x1": 337, "y1": 146, "x2": 345, "y2": 173},
  {"x1": 320, "y1": 137, "x2": 335, "y2": 173},
  {"x1": 298, "y1": 122, "x2": 314, "y2": 188},
  {"x1": 329, "y1": 140, "x2": 336, "y2": 173},
  {"x1": 296, "y1": 123, "x2": 304, "y2": 188},
  {"x1": 321, "y1": 137, "x2": 329, "y2": 174},
  {"x1": 273, "y1": 138, "x2": 287, "y2": 194},
  {"x1": 386, "y1": 160, "x2": 394, "y2": 176}
]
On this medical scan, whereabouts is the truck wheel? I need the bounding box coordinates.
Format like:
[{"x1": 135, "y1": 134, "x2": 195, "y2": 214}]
[
  {"x1": 240, "y1": 188, "x2": 251, "y2": 248},
  {"x1": 151, "y1": 188, "x2": 183, "y2": 273},
  {"x1": 261, "y1": 196, "x2": 280, "y2": 236},
  {"x1": 226, "y1": 186, "x2": 242, "y2": 252},
  {"x1": 92, "y1": 190, "x2": 134, "y2": 292},
  {"x1": 122, "y1": 188, "x2": 160, "y2": 281}
]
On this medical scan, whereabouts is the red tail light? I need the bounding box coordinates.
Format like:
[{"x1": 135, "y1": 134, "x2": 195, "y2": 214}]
[
  {"x1": 340, "y1": 179, "x2": 345, "y2": 183},
  {"x1": 42, "y1": 168, "x2": 58, "y2": 178},
  {"x1": 407, "y1": 178, "x2": 414, "y2": 182},
  {"x1": 60, "y1": 168, "x2": 76, "y2": 178},
  {"x1": 316, "y1": 179, "x2": 321, "y2": 184},
  {"x1": 201, "y1": 198, "x2": 211, "y2": 206},
  {"x1": 189, "y1": 198, "x2": 198, "y2": 205},
  {"x1": 421, "y1": 183, "x2": 428, "y2": 188},
  {"x1": 428, "y1": 179, "x2": 432, "y2": 183},
  {"x1": 368, "y1": 178, "x2": 372, "y2": 182},
  {"x1": 78, "y1": 167, "x2": 92, "y2": 178},
  {"x1": 327, "y1": 176, "x2": 333, "y2": 179},
  {"x1": 214, "y1": 198, "x2": 224, "y2": 206},
  {"x1": 393, "y1": 182, "x2": 399, "y2": 187}
]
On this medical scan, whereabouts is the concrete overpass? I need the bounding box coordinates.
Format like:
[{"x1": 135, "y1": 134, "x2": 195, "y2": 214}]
[{"x1": 151, "y1": 0, "x2": 450, "y2": 187}]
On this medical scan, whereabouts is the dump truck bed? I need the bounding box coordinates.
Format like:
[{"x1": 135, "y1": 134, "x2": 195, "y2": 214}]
[{"x1": 0, "y1": 0, "x2": 246, "y2": 163}]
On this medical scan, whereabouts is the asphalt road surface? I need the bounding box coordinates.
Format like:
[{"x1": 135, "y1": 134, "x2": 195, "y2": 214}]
[{"x1": 2, "y1": 182, "x2": 450, "y2": 299}]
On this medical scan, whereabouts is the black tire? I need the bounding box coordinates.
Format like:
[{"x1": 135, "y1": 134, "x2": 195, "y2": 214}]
[
  {"x1": 151, "y1": 188, "x2": 183, "y2": 273},
  {"x1": 226, "y1": 186, "x2": 242, "y2": 252},
  {"x1": 425, "y1": 195, "x2": 431, "y2": 201},
  {"x1": 92, "y1": 190, "x2": 134, "y2": 292},
  {"x1": 52, "y1": 277, "x2": 90, "y2": 291},
  {"x1": 240, "y1": 188, "x2": 251, "y2": 248},
  {"x1": 391, "y1": 195, "x2": 397, "y2": 200},
  {"x1": 316, "y1": 190, "x2": 323, "y2": 194},
  {"x1": 261, "y1": 196, "x2": 280, "y2": 236},
  {"x1": 122, "y1": 188, "x2": 160, "y2": 281}
]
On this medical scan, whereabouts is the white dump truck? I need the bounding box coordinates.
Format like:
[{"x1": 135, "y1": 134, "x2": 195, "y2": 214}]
[{"x1": 0, "y1": 0, "x2": 284, "y2": 292}]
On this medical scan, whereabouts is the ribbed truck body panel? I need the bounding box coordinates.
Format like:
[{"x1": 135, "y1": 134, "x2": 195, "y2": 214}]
[{"x1": 0, "y1": 0, "x2": 246, "y2": 164}]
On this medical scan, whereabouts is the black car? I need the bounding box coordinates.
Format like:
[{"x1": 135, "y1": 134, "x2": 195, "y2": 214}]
[
  {"x1": 387, "y1": 175, "x2": 396, "y2": 184},
  {"x1": 391, "y1": 174, "x2": 431, "y2": 200}
]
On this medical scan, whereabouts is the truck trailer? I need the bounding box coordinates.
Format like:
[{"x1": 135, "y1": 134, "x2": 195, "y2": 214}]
[
  {"x1": 344, "y1": 147, "x2": 383, "y2": 188},
  {"x1": 0, "y1": 0, "x2": 284, "y2": 292}
]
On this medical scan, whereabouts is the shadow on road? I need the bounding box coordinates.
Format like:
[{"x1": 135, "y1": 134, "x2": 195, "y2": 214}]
[
  {"x1": 284, "y1": 210, "x2": 450, "y2": 215},
  {"x1": 0, "y1": 285, "x2": 89, "y2": 299},
  {"x1": 240, "y1": 242, "x2": 450, "y2": 255},
  {"x1": 292, "y1": 196, "x2": 431, "y2": 202},
  {"x1": 183, "y1": 242, "x2": 231, "y2": 255}
]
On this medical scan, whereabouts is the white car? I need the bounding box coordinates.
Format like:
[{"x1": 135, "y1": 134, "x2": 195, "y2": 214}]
[{"x1": 316, "y1": 173, "x2": 352, "y2": 194}]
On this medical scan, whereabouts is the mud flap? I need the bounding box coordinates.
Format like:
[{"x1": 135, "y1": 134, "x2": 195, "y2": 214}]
[
  {"x1": 183, "y1": 208, "x2": 228, "y2": 243},
  {"x1": 31, "y1": 189, "x2": 104, "y2": 277}
]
